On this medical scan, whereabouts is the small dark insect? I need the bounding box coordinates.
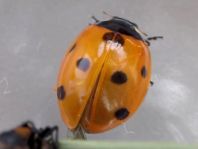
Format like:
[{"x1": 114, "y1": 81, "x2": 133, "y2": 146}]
[{"x1": 0, "y1": 121, "x2": 58, "y2": 149}]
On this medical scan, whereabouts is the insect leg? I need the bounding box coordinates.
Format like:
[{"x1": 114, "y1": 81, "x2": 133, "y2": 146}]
[
  {"x1": 150, "y1": 81, "x2": 154, "y2": 86},
  {"x1": 91, "y1": 16, "x2": 100, "y2": 23},
  {"x1": 67, "y1": 125, "x2": 87, "y2": 140}
]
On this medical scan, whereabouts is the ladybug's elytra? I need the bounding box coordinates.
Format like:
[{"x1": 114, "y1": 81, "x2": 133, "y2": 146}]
[
  {"x1": 57, "y1": 15, "x2": 162, "y2": 133},
  {"x1": 0, "y1": 121, "x2": 58, "y2": 149}
]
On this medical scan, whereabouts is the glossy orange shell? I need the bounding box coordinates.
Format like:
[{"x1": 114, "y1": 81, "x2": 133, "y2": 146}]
[{"x1": 57, "y1": 25, "x2": 151, "y2": 133}]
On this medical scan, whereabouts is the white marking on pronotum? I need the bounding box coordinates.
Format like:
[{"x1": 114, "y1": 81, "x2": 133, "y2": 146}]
[
  {"x1": 0, "y1": 77, "x2": 11, "y2": 95},
  {"x1": 106, "y1": 40, "x2": 122, "y2": 50},
  {"x1": 98, "y1": 42, "x2": 105, "y2": 57}
]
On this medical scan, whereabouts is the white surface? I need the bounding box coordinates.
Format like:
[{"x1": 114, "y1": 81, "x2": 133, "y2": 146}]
[{"x1": 0, "y1": 0, "x2": 198, "y2": 143}]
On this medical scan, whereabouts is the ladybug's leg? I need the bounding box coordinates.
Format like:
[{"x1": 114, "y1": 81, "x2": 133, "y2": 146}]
[
  {"x1": 91, "y1": 16, "x2": 100, "y2": 23},
  {"x1": 150, "y1": 81, "x2": 154, "y2": 86},
  {"x1": 67, "y1": 125, "x2": 87, "y2": 140},
  {"x1": 144, "y1": 40, "x2": 150, "y2": 46},
  {"x1": 147, "y1": 36, "x2": 163, "y2": 40}
]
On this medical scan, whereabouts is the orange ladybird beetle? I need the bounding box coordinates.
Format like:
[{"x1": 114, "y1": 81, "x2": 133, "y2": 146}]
[{"x1": 57, "y1": 15, "x2": 162, "y2": 134}]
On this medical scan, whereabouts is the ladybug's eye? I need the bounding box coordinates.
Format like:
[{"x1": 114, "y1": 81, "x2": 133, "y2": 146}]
[
  {"x1": 103, "y1": 32, "x2": 114, "y2": 41},
  {"x1": 114, "y1": 34, "x2": 125, "y2": 46}
]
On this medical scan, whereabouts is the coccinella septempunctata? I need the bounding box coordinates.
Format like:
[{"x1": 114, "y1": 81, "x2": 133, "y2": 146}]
[
  {"x1": 57, "y1": 15, "x2": 162, "y2": 134},
  {"x1": 0, "y1": 121, "x2": 58, "y2": 149}
]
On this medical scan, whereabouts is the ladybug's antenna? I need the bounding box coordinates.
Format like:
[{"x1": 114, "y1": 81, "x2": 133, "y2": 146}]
[
  {"x1": 147, "y1": 36, "x2": 163, "y2": 40},
  {"x1": 102, "y1": 11, "x2": 113, "y2": 18},
  {"x1": 145, "y1": 36, "x2": 163, "y2": 46}
]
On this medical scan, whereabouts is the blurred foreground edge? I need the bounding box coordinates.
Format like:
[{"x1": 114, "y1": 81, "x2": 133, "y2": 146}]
[{"x1": 59, "y1": 140, "x2": 198, "y2": 149}]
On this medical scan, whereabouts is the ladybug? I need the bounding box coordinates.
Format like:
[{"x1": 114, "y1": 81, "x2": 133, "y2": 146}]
[
  {"x1": 0, "y1": 121, "x2": 58, "y2": 149},
  {"x1": 57, "y1": 15, "x2": 162, "y2": 134}
]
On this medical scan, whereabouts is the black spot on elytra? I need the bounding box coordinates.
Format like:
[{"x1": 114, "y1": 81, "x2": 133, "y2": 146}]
[
  {"x1": 103, "y1": 32, "x2": 114, "y2": 41},
  {"x1": 57, "y1": 86, "x2": 65, "y2": 100},
  {"x1": 114, "y1": 34, "x2": 124, "y2": 45},
  {"x1": 141, "y1": 66, "x2": 147, "y2": 78},
  {"x1": 111, "y1": 71, "x2": 127, "y2": 84},
  {"x1": 115, "y1": 108, "x2": 129, "y2": 120},
  {"x1": 76, "y1": 57, "x2": 90, "y2": 71},
  {"x1": 69, "y1": 44, "x2": 76, "y2": 52}
]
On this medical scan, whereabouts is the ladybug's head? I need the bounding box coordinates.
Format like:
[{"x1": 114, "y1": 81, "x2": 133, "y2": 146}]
[{"x1": 97, "y1": 16, "x2": 145, "y2": 41}]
